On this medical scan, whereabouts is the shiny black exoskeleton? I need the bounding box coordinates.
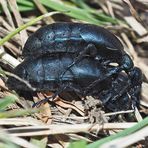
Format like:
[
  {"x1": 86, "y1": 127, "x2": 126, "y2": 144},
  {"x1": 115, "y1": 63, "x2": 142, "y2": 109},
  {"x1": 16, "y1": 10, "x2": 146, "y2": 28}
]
[
  {"x1": 7, "y1": 22, "x2": 142, "y2": 111},
  {"x1": 99, "y1": 68, "x2": 142, "y2": 111},
  {"x1": 22, "y1": 23, "x2": 133, "y2": 74},
  {"x1": 7, "y1": 55, "x2": 142, "y2": 111},
  {"x1": 7, "y1": 55, "x2": 114, "y2": 92}
]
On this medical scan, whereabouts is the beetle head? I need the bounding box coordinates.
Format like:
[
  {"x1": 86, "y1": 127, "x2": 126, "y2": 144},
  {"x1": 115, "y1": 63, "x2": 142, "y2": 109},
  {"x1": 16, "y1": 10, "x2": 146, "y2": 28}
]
[{"x1": 121, "y1": 54, "x2": 134, "y2": 72}]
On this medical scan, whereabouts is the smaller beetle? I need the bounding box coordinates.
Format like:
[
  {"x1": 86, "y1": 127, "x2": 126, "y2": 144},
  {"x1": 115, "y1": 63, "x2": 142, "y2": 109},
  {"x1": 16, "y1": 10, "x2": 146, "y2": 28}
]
[{"x1": 22, "y1": 23, "x2": 133, "y2": 75}]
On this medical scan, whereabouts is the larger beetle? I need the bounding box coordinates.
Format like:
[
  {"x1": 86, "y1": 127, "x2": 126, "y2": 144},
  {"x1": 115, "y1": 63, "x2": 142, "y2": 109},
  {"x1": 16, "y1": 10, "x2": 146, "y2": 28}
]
[
  {"x1": 7, "y1": 55, "x2": 142, "y2": 111},
  {"x1": 22, "y1": 23, "x2": 133, "y2": 74},
  {"x1": 7, "y1": 55, "x2": 114, "y2": 92}
]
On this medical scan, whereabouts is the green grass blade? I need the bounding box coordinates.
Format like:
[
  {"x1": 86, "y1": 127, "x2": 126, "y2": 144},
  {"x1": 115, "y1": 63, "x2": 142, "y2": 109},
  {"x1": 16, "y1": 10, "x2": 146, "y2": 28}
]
[
  {"x1": 0, "y1": 0, "x2": 35, "y2": 13},
  {"x1": 0, "y1": 108, "x2": 39, "y2": 118},
  {"x1": 16, "y1": 0, "x2": 36, "y2": 11},
  {"x1": 39, "y1": 0, "x2": 108, "y2": 25},
  {"x1": 1, "y1": 0, "x2": 120, "y2": 24},
  {"x1": 71, "y1": 0, "x2": 92, "y2": 10},
  {"x1": 87, "y1": 117, "x2": 148, "y2": 148},
  {"x1": 31, "y1": 137, "x2": 48, "y2": 148},
  {"x1": 69, "y1": 140, "x2": 87, "y2": 148},
  {"x1": 0, "y1": 11, "x2": 58, "y2": 46},
  {"x1": 16, "y1": 5, "x2": 36, "y2": 12},
  {"x1": 70, "y1": 0, "x2": 120, "y2": 24},
  {"x1": 0, "y1": 95, "x2": 18, "y2": 110},
  {"x1": 17, "y1": 0, "x2": 117, "y2": 24},
  {"x1": 17, "y1": 0, "x2": 35, "y2": 7}
]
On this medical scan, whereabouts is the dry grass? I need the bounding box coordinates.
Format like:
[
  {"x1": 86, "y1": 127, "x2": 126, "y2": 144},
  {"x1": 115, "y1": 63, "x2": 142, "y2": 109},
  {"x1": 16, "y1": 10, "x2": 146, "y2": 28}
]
[{"x1": 0, "y1": 0, "x2": 148, "y2": 148}]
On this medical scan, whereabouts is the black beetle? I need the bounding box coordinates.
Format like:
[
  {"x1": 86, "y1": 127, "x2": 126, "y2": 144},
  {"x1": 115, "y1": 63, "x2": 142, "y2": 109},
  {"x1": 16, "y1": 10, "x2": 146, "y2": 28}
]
[
  {"x1": 7, "y1": 55, "x2": 114, "y2": 92},
  {"x1": 7, "y1": 22, "x2": 142, "y2": 111},
  {"x1": 7, "y1": 55, "x2": 142, "y2": 111},
  {"x1": 22, "y1": 23, "x2": 133, "y2": 74}
]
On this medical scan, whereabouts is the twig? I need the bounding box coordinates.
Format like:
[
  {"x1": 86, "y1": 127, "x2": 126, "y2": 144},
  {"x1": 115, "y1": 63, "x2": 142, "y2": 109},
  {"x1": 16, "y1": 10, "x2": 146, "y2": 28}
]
[
  {"x1": 8, "y1": 0, "x2": 28, "y2": 46},
  {"x1": 0, "y1": 11, "x2": 60, "y2": 46},
  {"x1": 4, "y1": 122, "x2": 137, "y2": 137},
  {"x1": 0, "y1": 0, "x2": 15, "y2": 28},
  {"x1": 0, "y1": 17, "x2": 14, "y2": 31},
  {"x1": 33, "y1": 0, "x2": 54, "y2": 24},
  {"x1": 0, "y1": 27, "x2": 21, "y2": 45},
  {"x1": 0, "y1": 129, "x2": 37, "y2": 148},
  {"x1": 104, "y1": 110, "x2": 134, "y2": 116},
  {"x1": 3, "y1": 71, "x2": 36, "y2": 91},
  {"x1": 0, "y1": 47, "x2": 20, "y2": 68}
]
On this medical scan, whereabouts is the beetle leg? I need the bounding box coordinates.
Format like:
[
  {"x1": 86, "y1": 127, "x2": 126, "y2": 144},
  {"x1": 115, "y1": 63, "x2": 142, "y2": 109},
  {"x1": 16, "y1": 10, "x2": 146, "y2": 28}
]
[
  {"x1": 32, "y1": 96, "x2": 52, "y2": 107},
  {"x1": 98, "y1": 81, "x2": 132, "y2": 111},
  {"x1": 82, "y1": 43, "x2": 99, "y2": 57},
  {"x1": 84, "y1": 66, "x2": 121, "y2": 95},
  {"x1": 128, "y1": 67, "x2": 142, "y2": 109},
  {"x1": 59, "y1": 44, "x2": 99, "y2": 79},
  {"x1": 129, "y1": 67, "x2": 142, "y2": 87},
  {"x1": 130, "y1": 86, "x2": 141, "y2": 109},
  {"x1": 99, "y1": 73, "x2": 131, "y2": 105},
  {"x1": 32, "y1": 82, "x2": 84, "y2": 107},
  {"x1": 32, "y1": 84, "x2": 69, "y2": 107},
  {"x1": 100, "y1": 67, "x2": 142, "y2": 110},
  {"x1": 105, "y1": 93, "x2": 131, "y2": 111}
]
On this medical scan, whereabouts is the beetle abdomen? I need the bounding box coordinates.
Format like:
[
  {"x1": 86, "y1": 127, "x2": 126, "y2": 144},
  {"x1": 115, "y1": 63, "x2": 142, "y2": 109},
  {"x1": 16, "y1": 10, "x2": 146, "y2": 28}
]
[
  {"x1": 7, "y1": 55, "x2": 110, "y2": 91},
  {"x1": 22, "y1": 23, "x2": 123, "y2": 57}
]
